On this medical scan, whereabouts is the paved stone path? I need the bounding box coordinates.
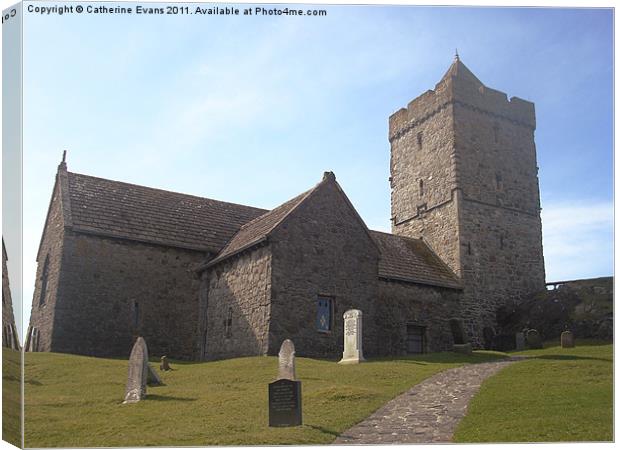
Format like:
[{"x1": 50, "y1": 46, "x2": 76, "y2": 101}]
[{"x1": 333, "y1": 357, "x2": 527, "y2": 444}]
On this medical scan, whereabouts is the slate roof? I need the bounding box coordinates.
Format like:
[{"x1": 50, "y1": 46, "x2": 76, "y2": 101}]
[
  {"x1": 205, "y1": 186, "x2": 315, "y2": 267},
  {"x1": 66, "y1": 172, "x2": 267, "y2": 252},
  {"x1": 370, "y1": 230, "x2": 462, "y2": 289}
]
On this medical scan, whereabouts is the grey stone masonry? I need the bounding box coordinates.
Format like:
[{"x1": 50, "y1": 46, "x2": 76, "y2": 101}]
[{"x1": 389, "y1": 56, "x2": 546, "y2": 346}]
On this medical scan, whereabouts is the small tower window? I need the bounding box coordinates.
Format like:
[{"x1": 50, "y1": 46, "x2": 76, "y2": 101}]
[
  {"x1": 38, "y1": 255, "x2": 50, "y2": 307},
  {"x1": 495, "y1": 173, "x2": 503, "y2": 191},
  {"x1": 417, "y1": 203, "x2": 427, "y2": 216},
  {"x1": 417, "y1": 132, "x2": 423, "y2": 149},
  {"x1": 225, "y1": 307, "x2": 233, "y2": 338},
  {"x1": 500, "y1": 235, "x2": 505, "y2": 249},
  {"x1": 467, "y1": 242, "x2": 472, "y2": 255},
  {"x1": 493, "y1": 124, "x2": 500, "y2": 143},
  {"x1": 133, "y1": 301, "x2": 140, "y2": 328},
  {"x1": 419, "y1": 179, "x2": 424, "y2": 197}
]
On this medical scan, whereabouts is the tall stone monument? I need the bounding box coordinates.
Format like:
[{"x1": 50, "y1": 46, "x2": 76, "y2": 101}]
[
  {"x1": 339, "y1": 309, "x2": 365, "y2": 364},
  {"x1": 123, "y1": 337, "x2": 149, "y2": 404},
  {"x1": 278, "y1": 339, "x2": 296, "y2": 380}
]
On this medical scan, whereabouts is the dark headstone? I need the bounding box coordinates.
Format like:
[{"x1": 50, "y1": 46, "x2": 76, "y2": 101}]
[
  {"x1": 160, "y1": 355, "x2": 171, "y2": 371},
  {"x1": 561, "y1": 331, "x2": 575, "y2": 348},
  {"x1": 123, "y1": 337, "x2": 148, "y2": 404},
  {"x1": 515, "y1": 332, "x2": 525, "y2": 351},
  {"x1": 452, "y1": 343, "x2": 472, "y2": 355},
  {"x1": 482, "y1": 327, "x2": 495, "y2": 350},
  {"x1": 268, "y1": 379, "x2": 302, "y2": 427},
  {"x1": 449, "y1": 318, "x2": 467, "y2": 345},
  {"x1": 491, "y1": 334, "x2": 516, "y2": 351},
  {"x1": 525, "y1": 329, "x2": 543, "y2": 349}
]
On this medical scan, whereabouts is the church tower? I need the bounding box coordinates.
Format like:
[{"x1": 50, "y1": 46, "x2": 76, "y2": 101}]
[{"x1": 389, "y1": 55, "x2": 546, "y2": 344}]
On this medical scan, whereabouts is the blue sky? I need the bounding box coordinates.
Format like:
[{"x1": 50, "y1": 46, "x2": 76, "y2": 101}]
[{"x1": 5, "y1": 3, "x2": 615, "y2": 336}]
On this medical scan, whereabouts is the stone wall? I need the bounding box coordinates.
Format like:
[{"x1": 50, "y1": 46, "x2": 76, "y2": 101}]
[
  {"x1": 44, "y1": 232, "x2": 206, "y2": 359},
  {"x1": 269, "y1": 178, "x2": 380, "y2": 359},
  {"x1": 27, "y1": 174, "x2": 66, "y2": 352},
  {"x1": 376, "y1": 279, "x2": 461, "y2": 354},
  {"x1": 202, "y1": 245, "x2": 272, "y2": 360},
  {"x1": 2, "y1": 241, "x2": 19, "y2": 349}
]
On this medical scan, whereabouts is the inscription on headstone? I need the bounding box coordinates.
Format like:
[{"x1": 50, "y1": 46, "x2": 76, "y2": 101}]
[
  {"x1": 268, "y1": 379, "x2": 302, "y2": 427},
  {"x1": 278, "y1": 339, "x2": 296, "y2": 380},
  {"x1": 123, "y1": 337, "x2": 148, "y2": 404},
  {"x1": 561, "y1": 330, "x2": 575, "y2": 348},
  {"x1": 339, "y1": 309, "x2": 365, "y2": 364}
]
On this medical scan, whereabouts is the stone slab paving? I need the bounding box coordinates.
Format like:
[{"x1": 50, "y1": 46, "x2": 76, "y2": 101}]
[{"x1": 333, "y1": 357, "x2": 528, "y2": 444}]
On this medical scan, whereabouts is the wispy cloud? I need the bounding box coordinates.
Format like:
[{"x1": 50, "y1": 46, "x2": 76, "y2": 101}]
[{"x1": 541, "y1": 202, "x2": 613, "y2": 281}]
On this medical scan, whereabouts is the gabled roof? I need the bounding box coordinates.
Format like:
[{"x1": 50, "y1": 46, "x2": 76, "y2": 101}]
[
  {"x1": 65, "y1": 172, "x2": 267, "y2": 252},
  {"x1": 439, "y1": 55, "x2": 483, "y2": 88},
  {"x1": 203, "y1": 171, "x2": 378, "y2": 269},
  {"x1": 370, "y1": 230, "x2": 462, "y2": 290},
  {"x1": 205, "y1": 186, "x2": 315, "y2": 268}
]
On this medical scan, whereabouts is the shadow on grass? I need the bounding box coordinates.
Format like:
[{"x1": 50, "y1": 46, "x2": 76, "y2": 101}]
[
  {"x1": 531, "y1": 354, "x2": 612, "y2": 363},
  {"x1": 305, "y1": 424, "x2": 340, "y2": 437},
  {"x1": 147, "y1": 394, "x2": 197, "y2": 402}
]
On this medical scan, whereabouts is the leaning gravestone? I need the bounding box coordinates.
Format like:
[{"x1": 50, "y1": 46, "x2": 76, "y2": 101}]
[
  {"x1": 525, "y1": 329, "x2": 543, "y2": 349},
  {"x1": 147, "y1": 364, "x2": 163, "y2": 386},
  {"x1": 278, "y1": 339, "x2": 296, "y2": 380},
  {"x1": 561, "y1": 330, "x2": 575, "y2": 348},
  {"x1": 123, "y1": 337, "x2": 148, "y2": 404},
  {"x1": 269, "y1": 339, "x2": 302, "y2": 427},
  {"x1": 339, "y1": 309, "x2": 365, "y2": 364},
  {"x1": 515, "y1": 332, "x2": 525, "y2": 351}
]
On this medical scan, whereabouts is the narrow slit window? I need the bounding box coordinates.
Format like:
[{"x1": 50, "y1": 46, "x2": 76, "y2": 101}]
[
  {"x1": 417, "y1": 132, "x2": 423, "y2": 149},
  {"x1": 39, "y1": 255, "x2": 50, "y2": 307},
  {"x1": 500, "y1": 235, "x2": 505, "y2": 249},
  {"x1": 317, "y1": 297, "x2": 333, "y2": 332},
  {"x1": 225, "y1": 307, "x2": 233, "y2": 338},
  {"x1": 495, "y1": 173, "x2": 503, "y2": 191},
  {"x1": 133, "y1": 301, "x2": 140, "y2": 328},
  {"x1": 493, "y1": 124, "x2": 500, "y2": 143},
  {"x1": 419, "y1": 179, "x2": 424, "y2": 197},
  {"x1": 467, "y1": 242, "x2": 472, "y2": 255}
]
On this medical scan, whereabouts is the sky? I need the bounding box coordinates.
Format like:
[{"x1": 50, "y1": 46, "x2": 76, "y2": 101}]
[{"x1": 1, "y1": 2, "x2": 614, "y2": 339}]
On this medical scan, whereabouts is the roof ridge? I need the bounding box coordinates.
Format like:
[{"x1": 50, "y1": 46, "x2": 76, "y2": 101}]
[{"x1": 68, "y1": 171, "x2": 268, "y2": 213}]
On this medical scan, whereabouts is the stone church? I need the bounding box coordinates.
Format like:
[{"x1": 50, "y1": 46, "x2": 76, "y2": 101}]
[{"x1": 25, "y1": 57, "x2": 546, "y2": 360}]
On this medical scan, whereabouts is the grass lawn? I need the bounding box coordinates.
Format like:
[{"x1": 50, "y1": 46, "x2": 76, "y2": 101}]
[
  {"x1": 24, "y1": 350, "x2": 503, "y2": 447},
  {"x1": 2, "y1": 348, "x2": 22, "y2": 448},
  {"x1": 453, "y1": 340, "x2": 613, "y2": 443}
]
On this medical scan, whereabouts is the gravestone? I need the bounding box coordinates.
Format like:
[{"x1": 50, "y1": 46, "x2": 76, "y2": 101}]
[
  {"x1": 482, "y1": 327, "x2": 495, "y2": 350},
  {"x1": 449, "y1": 318, "x2": 467, "y2": 345},
  {"x1": 123, "y1": 337, "x2": 148, "y2": 404},
  {"x1": 268, "y1": 379, "x2": 302, "y2": 427},
  {"x1": 452, "y1": 343, "x2": 472, "y2": 355},
  {"x1": 491, "y1": 334, "x2": 516, "y2": 351},
  {"x1": 147, "y1": 364, "x2": 163, "y2": 386},
  {"x1": 515, "y1": 332, "x2": 525, "y2": 351},
  {"x1": 160, "y1": 356, "x2": 171, "y2": 371},
  {"x1": 525, "y1": 329, "x2": 543, "y2": 349},
  {"x1": 561, "y1": 330, "x2": 575, "y2": 348},
  {"x1": 278, "y1": 339, "x2": 296, "y2": 380},
  {"x1": 338, "y1": 309, "x2": 365, "y2": 364}
]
